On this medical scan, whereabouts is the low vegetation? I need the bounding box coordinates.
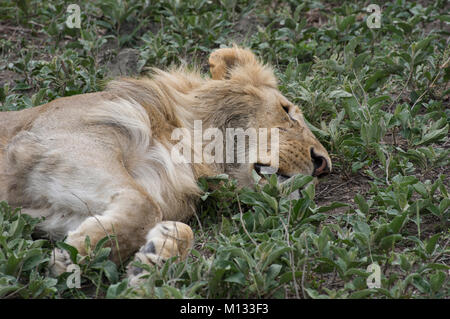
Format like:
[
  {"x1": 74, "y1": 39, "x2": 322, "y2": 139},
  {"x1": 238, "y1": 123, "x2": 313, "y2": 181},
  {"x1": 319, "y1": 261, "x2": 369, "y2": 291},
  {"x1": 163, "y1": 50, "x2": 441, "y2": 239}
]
[{"x1": 0, "y1": 0, "x2": 448, "y2": 298}]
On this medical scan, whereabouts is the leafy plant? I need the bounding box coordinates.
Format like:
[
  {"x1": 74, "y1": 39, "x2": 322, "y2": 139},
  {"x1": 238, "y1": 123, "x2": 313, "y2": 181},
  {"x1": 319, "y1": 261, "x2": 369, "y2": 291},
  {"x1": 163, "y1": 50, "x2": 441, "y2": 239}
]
[{"x1": 0, "y1": 0, "x2": 448, "y2": 299}]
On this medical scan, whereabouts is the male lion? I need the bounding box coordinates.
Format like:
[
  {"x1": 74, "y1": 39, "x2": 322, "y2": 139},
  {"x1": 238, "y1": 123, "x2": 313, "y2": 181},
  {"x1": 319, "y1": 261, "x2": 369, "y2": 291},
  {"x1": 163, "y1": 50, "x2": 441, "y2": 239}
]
[{"x1": 0, "y1": 46, "x2": 331, "y2": 283}]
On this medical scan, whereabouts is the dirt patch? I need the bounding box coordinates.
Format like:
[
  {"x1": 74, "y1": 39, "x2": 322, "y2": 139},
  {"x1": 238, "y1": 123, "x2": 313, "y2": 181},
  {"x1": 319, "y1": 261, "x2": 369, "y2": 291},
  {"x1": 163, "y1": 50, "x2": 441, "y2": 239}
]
[
  {"x1": 0, "y1": 21, "x2": 51, "y2": 91},
  {"x1": 0, "y1": 69, "x2": 19, "y2": 89},
  {"x1": 305, "y1": 8, "x2": 329, "y2": 27},
  {"x1": 315, "y1": 170, "x2": 372, "y2": 210},
  {"x1": 105, "y1": 48, "x2": 141, "y2": 77}
]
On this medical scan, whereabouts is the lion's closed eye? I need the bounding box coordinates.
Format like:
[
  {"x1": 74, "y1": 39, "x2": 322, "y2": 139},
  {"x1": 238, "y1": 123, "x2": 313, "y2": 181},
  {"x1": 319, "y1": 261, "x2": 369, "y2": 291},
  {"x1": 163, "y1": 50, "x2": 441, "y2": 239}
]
[{"x1": 281, "y1": 104, "x2": 295, "y2": 122}]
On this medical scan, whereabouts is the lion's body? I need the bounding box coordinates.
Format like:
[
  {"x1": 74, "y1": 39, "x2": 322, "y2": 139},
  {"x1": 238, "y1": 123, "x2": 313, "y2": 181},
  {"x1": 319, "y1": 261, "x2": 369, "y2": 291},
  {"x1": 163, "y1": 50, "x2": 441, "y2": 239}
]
[
  {"x1": 0, "y1": 47, "x2": 331, "y2": 277},
  {"x1": 0, "y1": 78, "x2": 206, "y2": 252}
]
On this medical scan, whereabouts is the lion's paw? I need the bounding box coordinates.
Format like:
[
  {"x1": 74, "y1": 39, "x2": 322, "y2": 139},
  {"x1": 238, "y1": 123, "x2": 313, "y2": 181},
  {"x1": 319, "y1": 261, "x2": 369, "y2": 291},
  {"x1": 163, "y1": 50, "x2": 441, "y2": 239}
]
[
  {"x1": 126, "y1": 221, "x2": 194, "y2": 286},
  {"x1": 49, "y1": 248, "x2": 72, "y2": 277}
]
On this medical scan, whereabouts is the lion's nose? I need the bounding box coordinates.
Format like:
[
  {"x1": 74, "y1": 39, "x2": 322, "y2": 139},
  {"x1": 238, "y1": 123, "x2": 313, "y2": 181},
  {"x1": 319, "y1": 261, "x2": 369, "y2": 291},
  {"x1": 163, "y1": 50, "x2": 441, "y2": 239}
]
[{"x1": 311, "y1": 148, "x2": 330, "y2": 177}]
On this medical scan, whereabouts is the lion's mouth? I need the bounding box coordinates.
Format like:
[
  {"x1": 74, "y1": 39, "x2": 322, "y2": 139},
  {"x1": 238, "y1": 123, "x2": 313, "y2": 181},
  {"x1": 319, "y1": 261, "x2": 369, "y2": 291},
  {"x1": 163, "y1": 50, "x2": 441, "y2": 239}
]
[
  {"x1": 253, "y1": 163, "x2": 302, "y2": 200},
  {"x1": 253, "y1": 163, "x2": 290, "y2": 181}
]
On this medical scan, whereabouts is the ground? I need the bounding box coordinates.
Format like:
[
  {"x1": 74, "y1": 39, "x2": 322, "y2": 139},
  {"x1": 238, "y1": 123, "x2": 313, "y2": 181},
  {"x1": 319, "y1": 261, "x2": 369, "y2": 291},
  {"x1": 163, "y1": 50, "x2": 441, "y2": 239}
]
[{"x1": 0, "y1": 0, "x2": 448, "y2": 299}]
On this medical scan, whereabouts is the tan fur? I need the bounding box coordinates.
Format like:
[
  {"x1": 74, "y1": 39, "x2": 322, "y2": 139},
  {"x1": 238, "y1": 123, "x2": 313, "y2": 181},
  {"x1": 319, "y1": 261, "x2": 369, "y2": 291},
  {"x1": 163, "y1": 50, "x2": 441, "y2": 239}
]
[{"x1": 0, "y1": 46, "x2": 331, "y2": 271}]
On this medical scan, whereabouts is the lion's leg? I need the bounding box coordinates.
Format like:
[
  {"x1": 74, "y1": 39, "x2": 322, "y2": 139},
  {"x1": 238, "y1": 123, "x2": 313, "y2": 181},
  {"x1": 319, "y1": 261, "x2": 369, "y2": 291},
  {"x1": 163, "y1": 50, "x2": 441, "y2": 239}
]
[
  {"x1": 126, "y1": 221, "x2": 194, "y2": 286},
  {"x1": 50, "y1": 187, "x2": 162, "y2": 276}
]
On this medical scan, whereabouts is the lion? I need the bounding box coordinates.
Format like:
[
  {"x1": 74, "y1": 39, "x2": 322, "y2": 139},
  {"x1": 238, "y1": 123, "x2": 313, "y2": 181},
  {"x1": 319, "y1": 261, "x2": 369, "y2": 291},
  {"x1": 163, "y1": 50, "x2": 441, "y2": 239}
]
[{"x1": 0, "y1": 46, "x2": 331, "y2": 284}]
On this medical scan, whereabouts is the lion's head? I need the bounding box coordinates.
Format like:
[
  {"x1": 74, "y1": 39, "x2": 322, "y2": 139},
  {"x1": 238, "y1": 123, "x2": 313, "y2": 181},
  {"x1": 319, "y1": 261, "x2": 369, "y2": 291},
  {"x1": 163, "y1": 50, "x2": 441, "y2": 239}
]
[
  {"x1": 197, "y1": 46, "x2": 331, "y2": 185},
  {"x1": 101, "y1": 46, "x2": 331, "y2": 190}
]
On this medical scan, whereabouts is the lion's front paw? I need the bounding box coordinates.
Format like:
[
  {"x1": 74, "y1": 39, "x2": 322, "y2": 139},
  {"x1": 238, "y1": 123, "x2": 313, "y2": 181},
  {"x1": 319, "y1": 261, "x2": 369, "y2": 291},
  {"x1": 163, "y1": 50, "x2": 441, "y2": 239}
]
[
  {"x1": 49, "y1": 248, "x2": 72, "y2": 276},
  {"x1": 126, "y1": 221, "x2": 194, "y2": 286}
]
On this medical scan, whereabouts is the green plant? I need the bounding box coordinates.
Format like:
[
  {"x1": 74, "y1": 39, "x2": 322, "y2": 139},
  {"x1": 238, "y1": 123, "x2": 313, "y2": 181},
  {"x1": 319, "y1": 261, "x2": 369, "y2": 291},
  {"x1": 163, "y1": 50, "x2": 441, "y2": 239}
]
[{"x1": 0, "y1": 0, "x2": 448, "y2": 299}]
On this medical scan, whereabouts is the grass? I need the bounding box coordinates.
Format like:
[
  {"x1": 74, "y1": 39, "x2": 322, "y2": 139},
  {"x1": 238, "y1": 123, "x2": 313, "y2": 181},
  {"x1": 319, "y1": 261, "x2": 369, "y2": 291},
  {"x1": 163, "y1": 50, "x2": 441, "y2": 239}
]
[{"x1": 0, "y1": 0, "x2": 449, "y2": 299}]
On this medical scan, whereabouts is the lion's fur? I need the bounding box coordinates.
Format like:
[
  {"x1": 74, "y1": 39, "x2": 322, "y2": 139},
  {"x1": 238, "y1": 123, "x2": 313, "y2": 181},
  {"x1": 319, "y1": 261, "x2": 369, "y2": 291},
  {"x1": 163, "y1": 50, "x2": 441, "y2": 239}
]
[{"x1": 0, "y1": 46, "x2": 331, "y2": 263}]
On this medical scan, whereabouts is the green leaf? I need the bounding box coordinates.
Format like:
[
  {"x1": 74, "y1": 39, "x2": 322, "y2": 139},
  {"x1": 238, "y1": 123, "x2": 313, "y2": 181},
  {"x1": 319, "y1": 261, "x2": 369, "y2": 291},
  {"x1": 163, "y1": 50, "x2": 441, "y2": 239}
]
[
  {"x1": 423, "y1": 263, "x2": 450, "y2": 271},
  {"x1": 368, "y1": 95, "x2": 391, "y2": 106},
  {"x1": 345, "y1": 268, "x2": 370, "y2": 277},
  {"x1": 354, "y1": 194, "x2": 369, "y2": 215},
  {"x1": 317, "y1": 202, "x2": 349, "y2": 213},
  {"x1": 329, "y1": 90, "x2": 352, "y2": 99},
  {"x1": 435, "y1": 15, "x2": 450, "y2": 22},
  {"x1": 430, "y1": 271, "x2": 446, "y2": 293},
  {"x1": 352, "y1": 52, "x2": 370, "y2": 70},
  {"x1": 364, "y1": 70, "x2": 390, "y2": 91},
  {"x1": 262, "y1": 247, "x2": 291, "y2": 270},
  {"x1": 354, "y1": 220, "x2": 371, "y2": 237},
  {"x1": 338, "y1": 15, "x2": 356, "y2": 32},
  {"x1": 398, "y1": 254, "x2": 411, "y2": 272},
  {"x1": 260, "y1": 191, "x2": 278, "y2": 214},
  {"x1": 425, "y1": 234, "x2": 440, "y2": 255},
  {"x1": 224, "y1": 272, "x2": 246, "y2": 285},
  {"x1": 414, "y1": 36, "x2": 436, "y2": 51},
  {"x1": 279, "y1": 174, "x2": 314, "y2": 194},
  {"x1": 413, "y1": 183, "x2": 428, "y2": 198},
  {"x1": 0, "y1": 277, "x2": 21, "y2": 297},
  {"x1": 380, "y1": 234, "x2": 403, "y2": 250},
  {"x1": 16, "y1": 0, "x2": 30, "y2": 15},
  {"x1": 266, "y1": 264, "x2": 282, "y2": 282},
  {"x1": 106, "y1": 279, "x2": 129, "y2": 298},
  {"x1": 4, "y1": 253, "x2": 20, "y2": 276},
  {"x1": 305, "y1": 288, "x2": 329, "y2": 299},
  {"x1": 415, "y1": 124, "x2": 448, "y2": 146},
  {"x1": 92, "y1": 247, "x2": 112, "y2": 263},
  {"x1": 56, "y1": 242, "x2": 78, "y2": 264},
  {"x1": 220, "y1": 216, "x2": 232, "y2": 236},
  {"x1": 22, "y1": 249, "x2": 47, "y2": 271},
  {"x1": 279, "y1": 271, "x2": 302, "y2": 284},
  {"x1": 94, "y1": 235, "x2": 114, "y2": 254},
  {"x1": 102, "y1": 260, "x2": 119, "y2": 284},
  {"x1": 349, "y1": 289, "x2": 375, "y2": 299},
  {"x1": 412, "y1": 276, "x2": 431, "y2": 293},
  {"x1": 388, "y1": 212, "x2": 408, "y2": 234},
  {"x1": 439, "y1": 198, "x2": 450, "y2": 215},
  {"x1": 162, "y1": 286, "x2": 183, "y2": 299},
  {"x1": 301, "y1": 182, "x2": 315, "y2": 200}
]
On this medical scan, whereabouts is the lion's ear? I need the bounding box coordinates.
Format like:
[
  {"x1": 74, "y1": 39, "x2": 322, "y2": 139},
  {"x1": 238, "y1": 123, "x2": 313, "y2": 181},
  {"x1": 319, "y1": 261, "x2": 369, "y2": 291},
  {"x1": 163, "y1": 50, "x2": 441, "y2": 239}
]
[{"x1": 208, "y1": 46, "x2": 258, "y2": 80}]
